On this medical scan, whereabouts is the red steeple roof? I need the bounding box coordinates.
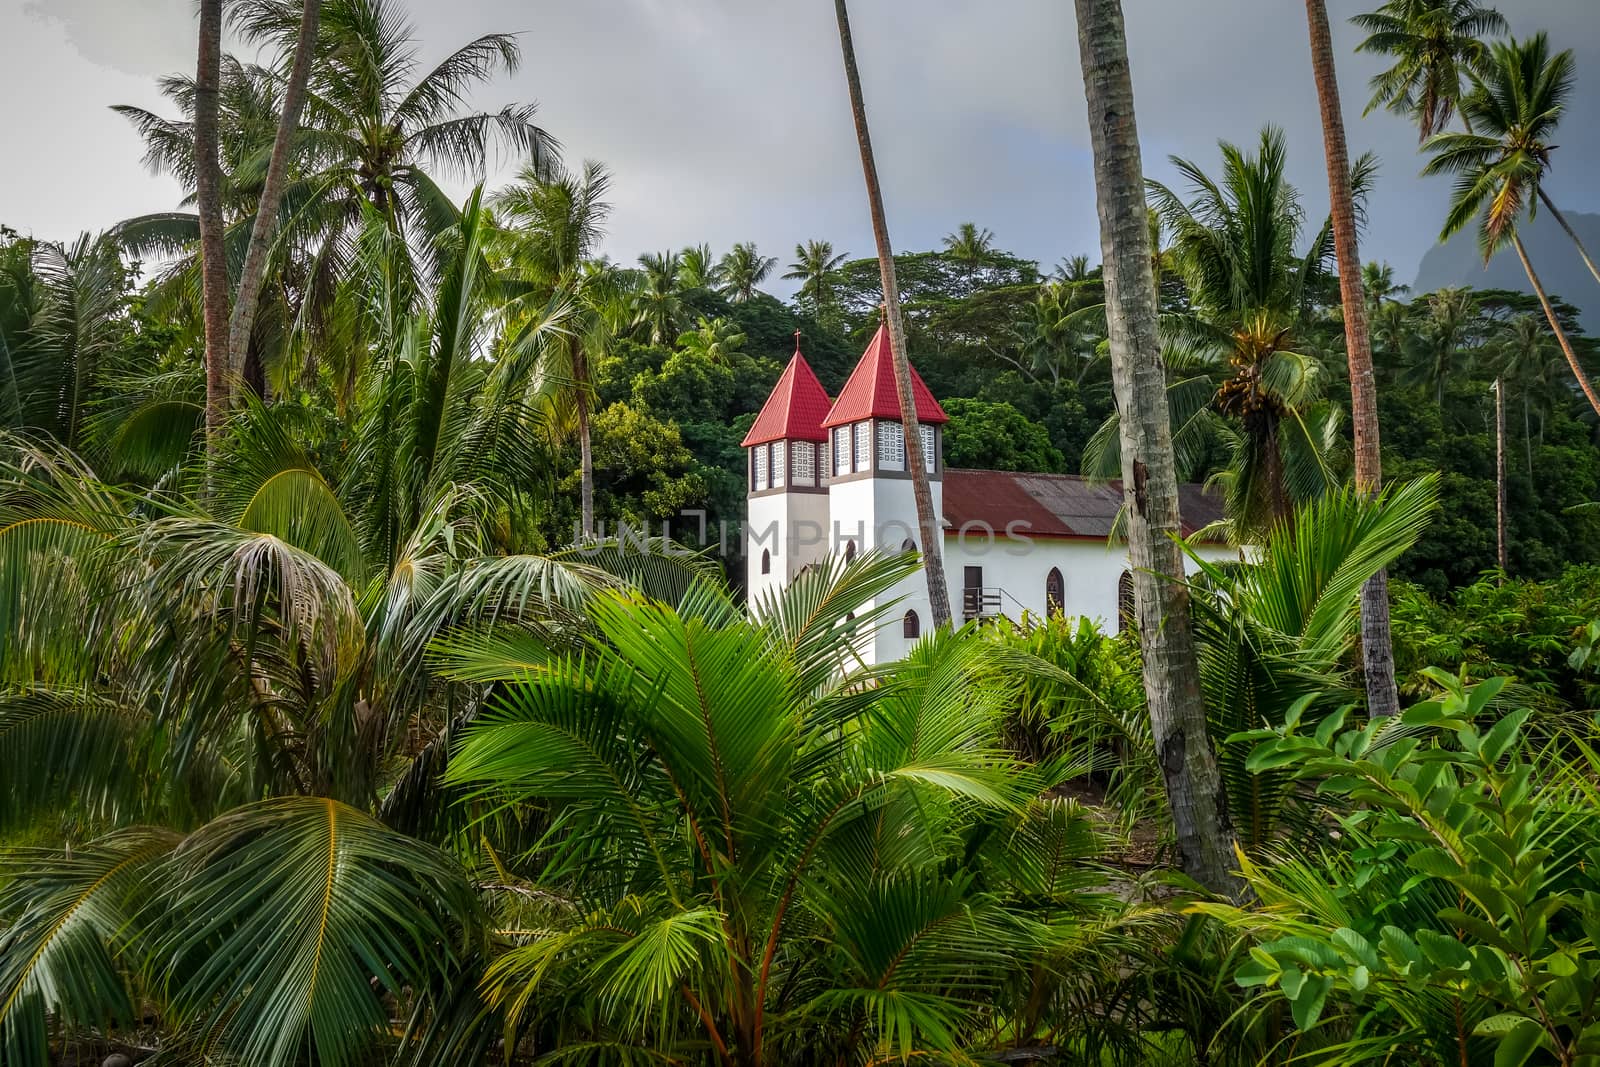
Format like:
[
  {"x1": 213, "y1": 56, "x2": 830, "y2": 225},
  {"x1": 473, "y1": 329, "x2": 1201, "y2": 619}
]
[
  {"x1": 822, "y1": 323, "x2": 947, "y2": 428},
  {"x1": 741, "y1": 334, "x2": 832, "y2": 447}
]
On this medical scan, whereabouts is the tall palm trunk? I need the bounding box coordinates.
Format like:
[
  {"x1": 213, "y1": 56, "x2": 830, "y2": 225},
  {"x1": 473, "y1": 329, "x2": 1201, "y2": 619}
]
[
  {"x1": 1510, "y1": 234, "x2": 1600, "y2": 417},
  {"x1": 194, "y1": 0, "x2": 230, "y2": 445},
  {"x1": 1074, "y1": 0, "x2": 1242, "y2": 896},
  {"x1": 832, "y1": 0, "x2": 951, "y2": 629},
  {"x1": 575, "y1": 339, "x2": 594, "y2": 538},
  {"x1": 1538, "y1": 189, "x2": 1600, "y2": 291},
  {"x1": 1494, "y1": 377, "x2": 1508, "y2": 574},
  {"x1": 227, "y1": 0, "x2": 323, "y2": 386},
  {"x1": 1303, "y1": 0, "x2": 1401, "y2": 718}
]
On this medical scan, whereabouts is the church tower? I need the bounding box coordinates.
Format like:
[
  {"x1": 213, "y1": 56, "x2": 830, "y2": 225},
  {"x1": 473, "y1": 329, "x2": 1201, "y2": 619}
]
[
  {"x1": 743, "y1": 333, "x2": 833, "y2": 610},
  {"x1": 820, "y1": 321, "x2": 948, "y2": 562},
  {"x1": 820, "y1": 322, "x2": 949, "y2": 661}
]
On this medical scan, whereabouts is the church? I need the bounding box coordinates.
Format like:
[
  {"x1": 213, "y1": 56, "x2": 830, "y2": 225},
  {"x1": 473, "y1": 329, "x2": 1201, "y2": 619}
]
[{"x1": 742, "y1": 324, "x2": 1237, "y2": 664}]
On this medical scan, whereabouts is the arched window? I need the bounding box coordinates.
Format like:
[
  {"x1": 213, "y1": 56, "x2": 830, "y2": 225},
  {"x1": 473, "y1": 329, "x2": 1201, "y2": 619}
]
[
  {"x1": 903, "y1": 609, "x2": 921, "y2": 639},
  {"x1": 844, "y1": 540, "x2": 857, "y2": 563},
  {"x1": 901, "y1": 538, "x2": 917, "y2": 555},
  {"x1": 761, "y1": 549, "x2": 771, "y2": 575},
  {"x1": 1046, "y1": 567, "x2": 1064, "y2": 615},
  {"x1": 1117, "y1": 570, "x2": 1136, "y2": 632}
]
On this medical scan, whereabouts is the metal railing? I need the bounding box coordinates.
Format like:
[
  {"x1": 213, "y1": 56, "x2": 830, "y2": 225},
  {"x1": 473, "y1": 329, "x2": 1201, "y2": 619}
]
[{"x1": 961, "y1": 587, "x2": 1004, "y2": 621}]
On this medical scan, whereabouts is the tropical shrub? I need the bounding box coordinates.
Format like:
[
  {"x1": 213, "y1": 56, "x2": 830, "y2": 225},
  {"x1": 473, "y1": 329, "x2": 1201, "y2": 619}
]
[{"x1": 1207, "y1": 672, "x2": 1600, "y2": 1065}]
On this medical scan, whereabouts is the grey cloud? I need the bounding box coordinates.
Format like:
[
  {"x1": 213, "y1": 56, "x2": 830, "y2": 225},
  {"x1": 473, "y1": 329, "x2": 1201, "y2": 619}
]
[{"x1": 2, "y1": 0, "x2": 1597, "y2": 294}]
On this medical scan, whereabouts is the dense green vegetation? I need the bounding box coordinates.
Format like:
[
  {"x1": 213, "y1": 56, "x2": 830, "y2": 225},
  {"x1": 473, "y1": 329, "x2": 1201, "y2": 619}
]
[{"x1": 5, "y1": 0, "x2": 1600, "y2": 1064}]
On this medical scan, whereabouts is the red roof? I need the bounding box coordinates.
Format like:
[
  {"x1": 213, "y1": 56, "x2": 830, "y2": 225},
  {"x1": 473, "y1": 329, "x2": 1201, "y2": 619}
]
[
  {"x1": 941, "y1": 469, "x2": 1227, "y2": 542},
  {"x1": 741, "y1": 341, "x2": 832, "y2": 446},
  {"x1": 821, "y1": 324, "x2": 948, "y2": 428}
]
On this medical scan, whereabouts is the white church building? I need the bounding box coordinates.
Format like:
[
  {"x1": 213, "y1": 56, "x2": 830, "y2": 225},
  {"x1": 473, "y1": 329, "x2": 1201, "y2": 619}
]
[{"x1": 742, "y1": 325, "x2": 1237, "y2": 663}]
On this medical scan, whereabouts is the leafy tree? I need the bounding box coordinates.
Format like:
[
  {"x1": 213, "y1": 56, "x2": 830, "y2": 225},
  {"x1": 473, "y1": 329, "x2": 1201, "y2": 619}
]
[{"x1": 941, "y1": 398, "x2": 1065, "y2": 472}]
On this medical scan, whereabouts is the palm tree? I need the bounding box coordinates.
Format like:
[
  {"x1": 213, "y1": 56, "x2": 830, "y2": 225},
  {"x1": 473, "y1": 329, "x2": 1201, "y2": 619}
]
[
  {"x1": 833, "y1": 0, "x2": 951, "y2": 630},
  {"x1": 717, "y1": 241, "x2": 777, "y2": 302},
  {"x1": 442, "y1": 555, "x2": 1121, "y2": 1062},
  {"x1": 1145, "y1": 127, "x2": 1356, "y2": 535},
  {"x1": 1497, "y1": 313, "x2": 1559, "y2": 473},
  {"x1": 632, "y1": 251, "x2": 686, "y2": 346},
  {"x1": 1362, "y1": 261, "x2": 1410, "y2": 311},
  {"x1": 677, "y1": 315, "x2": 747, "y2": 365},
  {"x1": 676, "y1": 242, "x2": 722, "y2": 293},
  {"x1": 1305, "y1": 0, "x2": 1401, "y2": 718},
  {"x1": 1403, "y1": 286, "x2": 1479, "y2": 404},
  {"x1": 1073, "y1": 0, "x2": 1241, "y2": 896},
  {"x1": 942, "y1": 221, "x2": 997, "y2": 267},
  {"x1": 782, "y1": 239, "x2": 848, "y2": 316},
  {"x1": 116, "y1": 0, "x2": 557, "y2": 399},
  {"x1": 1423, "y1": 35, "x2": 1600, "y2": 416},
  {"x1": 0, "y1": 196, "x2": 719, "y2": 1067},
  {"x1": 1353, "y1": 0, "x2": 1507, "y2": 140},
  {"x1": 225, "y1": 0, "x2": 322, "y2": 384},
  {"x1": 492, "y1": 160, "x2": 613, "y2": 538},
  {"x1": 194, "y1": 0, "x2": 229, "y2": 444},
  {"x1": 0, "y1": 234, "x2": 130, "y2": 449}
]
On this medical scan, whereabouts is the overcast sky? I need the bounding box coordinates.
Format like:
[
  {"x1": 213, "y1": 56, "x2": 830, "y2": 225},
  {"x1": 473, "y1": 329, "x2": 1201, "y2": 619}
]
[{"x1": 3, "y1": 0, "x2": 1597, "y2": 292}]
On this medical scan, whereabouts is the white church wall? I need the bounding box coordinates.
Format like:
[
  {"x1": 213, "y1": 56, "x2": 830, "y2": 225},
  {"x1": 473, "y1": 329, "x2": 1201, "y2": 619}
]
[
  {"x1": 868, "y1": 535, "x2": 1242, "y2": 663},
  {"x1": 745, "y1": 489, "x2": 831, "y2": 614}
]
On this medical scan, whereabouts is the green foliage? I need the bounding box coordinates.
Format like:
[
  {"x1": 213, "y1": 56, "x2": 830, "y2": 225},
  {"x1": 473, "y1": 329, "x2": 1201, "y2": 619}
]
[
  {"x1": 942, "y1": 397, "x2": 1066, "y2": 472},
  {"x1": 1392, "y1": 566, "x2": 1600, "y2": 705},
  {"x1": 1208, "y1": 673, "x2": 1600, "y2": 1065}
]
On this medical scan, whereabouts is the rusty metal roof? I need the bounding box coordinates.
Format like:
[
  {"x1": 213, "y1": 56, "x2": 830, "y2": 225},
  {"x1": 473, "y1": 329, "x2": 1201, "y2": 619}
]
[{"x1": 942, "y1": 468, "x2": 1227, "y2": 541}]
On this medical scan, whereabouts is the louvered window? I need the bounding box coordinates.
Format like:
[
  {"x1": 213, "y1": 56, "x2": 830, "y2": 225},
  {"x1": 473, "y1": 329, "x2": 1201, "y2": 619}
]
[{"x1": 878, "y1": 422, "x2": 905, "y2": 471}]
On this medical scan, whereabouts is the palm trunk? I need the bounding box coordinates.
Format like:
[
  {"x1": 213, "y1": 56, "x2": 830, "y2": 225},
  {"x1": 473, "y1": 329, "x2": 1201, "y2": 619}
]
[
  {"x1": 575, "y1": 340, "x2": 595, "y2": 539},
  {"x1": 1524, "y1": 395, "x2": 1532, "y2": 478},
  {"x1": 1074, "y1": 0, "x2": 1242, "y2": 897},
  {"x1": 227, "y1": 0, "x2": 323, "y2": 387},
  {"x1": 1538, "y1": 189, "x2": 1600, "y2": 292},
  {"x1": 194, "y1": 0, "x2": 230, "y2": 446},
  {"x1": 833, "y1": 0, "x2": 952, "y2": 630},
  {"x1": 1303, "y1": 0, "x2": 1400, "y2": 718},
  {"x1": 1494, "y1": 378, "x2": 1508, "y2": 575},
  {"x1": 1511, "y1": 233, "x2": 1600, "y2": 418}
]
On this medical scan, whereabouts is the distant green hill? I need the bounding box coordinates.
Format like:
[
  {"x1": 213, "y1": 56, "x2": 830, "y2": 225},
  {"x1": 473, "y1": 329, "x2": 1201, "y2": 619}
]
[{"x1": 1413, "y1": 206, "x2": 1599, "y2": 332}]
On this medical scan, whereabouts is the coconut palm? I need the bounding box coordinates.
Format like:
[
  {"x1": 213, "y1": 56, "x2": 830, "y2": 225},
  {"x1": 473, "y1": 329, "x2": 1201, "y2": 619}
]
[
  {"x1": 1402, "y1": 286, "x2": 1480, "y2": 404},
  {"x1": 1073, "y1": 0, "x2": 1241, "y2": 895},
  {"x1": 1362, "y1": 261, "x2": 1409, "y2": 311},
  {"x1": 942, "y1": 221, "x2": 998, "y2": 269},
  {"x1": 1136, "y1": 127, "x2": 1360, "y2": 535},
  {"x1": 676, "y1": 315, "x2": 747, "y2": 365},
  {"x1": 1352, "y1": 0, "x2": 1507, "y2": 140},
  {"x1": 717, "y1": 241, "x2": 777, "y2": 302},
  {"x1": 676, "y1": 242, "x2": 722, "y2": 293},
  {"x1": 1422, "y1": 34, "x2": 1600, "y2": 416},
  {"x1": 0, "y1": 234, "x2": 129, "y2": 449},
  {"x1": 492, "y1": 160, "x2": 613, "y2": 538},
  {"x1": 444, "y1": 553, "x2": 1123, "y2": 1062},
  {"x1": 1305, "y1": 0, "x2": 1401, "y2": 719},
  {"x1": 115, "y1": 0, "x2": 556, "y2": 404},
  {"x1": 632, "y1": 250, "x2": 685, "y2": 346},
  {"x1": 1496, "y1": 313, "x2": 1561, "y2": 473},
  {"x1": 0, "y1": 196, "x2": 713, "y2": 1067},
  {"x1": 833, "y1": 0, "x2": 951, "y2": 630},
  {"x1": 783, "y1": 239, "x2": 848, "y2": 317}
]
